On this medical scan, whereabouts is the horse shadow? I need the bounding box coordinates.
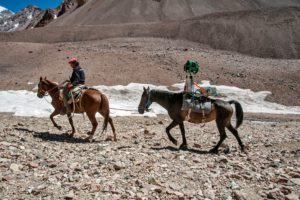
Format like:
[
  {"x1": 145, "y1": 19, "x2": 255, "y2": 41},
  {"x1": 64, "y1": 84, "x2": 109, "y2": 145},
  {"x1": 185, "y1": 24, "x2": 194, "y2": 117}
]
[
  {"x1": 15, "y1": 128, "x2": 97, "y2": 144},
  {"x1": 151, "y1": 146, "x2": 210, "y2": 154}
]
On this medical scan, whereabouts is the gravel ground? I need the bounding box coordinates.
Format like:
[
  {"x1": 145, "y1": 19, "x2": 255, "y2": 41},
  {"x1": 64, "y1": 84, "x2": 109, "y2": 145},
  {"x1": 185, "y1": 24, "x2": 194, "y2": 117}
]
[{"x1": 0, "y1": 113, "x2": 299, "y2": 199}]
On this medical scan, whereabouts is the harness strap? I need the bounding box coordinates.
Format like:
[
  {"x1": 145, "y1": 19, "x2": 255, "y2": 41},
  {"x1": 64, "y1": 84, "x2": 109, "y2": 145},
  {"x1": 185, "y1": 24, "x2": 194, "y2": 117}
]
[
  {"x1": 193, "y1": 82, "x2": 208, "y2": 97},
  {"x1": 145, "y1": 92, "x2": 152, "y2": 111}
]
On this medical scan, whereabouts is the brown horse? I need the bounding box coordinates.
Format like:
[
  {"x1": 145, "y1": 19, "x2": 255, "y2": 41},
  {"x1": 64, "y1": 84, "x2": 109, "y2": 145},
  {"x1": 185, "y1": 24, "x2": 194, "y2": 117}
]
[
  {"x1": 138, "y1": 87, "x2": 244, "y2": 153},
  {"x1": 37, "y1": 77, "x2": 116, "y2": 141}
]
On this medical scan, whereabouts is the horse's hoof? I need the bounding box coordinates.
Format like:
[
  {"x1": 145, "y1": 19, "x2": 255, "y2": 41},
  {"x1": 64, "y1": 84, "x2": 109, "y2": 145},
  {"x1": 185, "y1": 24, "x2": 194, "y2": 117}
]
[
  {"x1": 209, "y1": 148, "x2": 219, "y2": 154},
  {"x1": 241, "y1": 145, "x2": 248, "y2": 154},
  {"x1": 179, "y1": 144, "x2": 188, "y2": 150},
  {"x1": 170, "y1": 139, "x2": 178, "y2": 146},
  {"x1": 85, "y1": 136, "x2": 92, "y2": 142}
]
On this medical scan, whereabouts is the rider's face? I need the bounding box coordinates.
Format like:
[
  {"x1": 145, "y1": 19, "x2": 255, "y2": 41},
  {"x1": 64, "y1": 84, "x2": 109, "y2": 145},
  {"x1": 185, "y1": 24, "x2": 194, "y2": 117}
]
[{"x1": 69, "y1": 63, "x2": 75, "y2": 68}]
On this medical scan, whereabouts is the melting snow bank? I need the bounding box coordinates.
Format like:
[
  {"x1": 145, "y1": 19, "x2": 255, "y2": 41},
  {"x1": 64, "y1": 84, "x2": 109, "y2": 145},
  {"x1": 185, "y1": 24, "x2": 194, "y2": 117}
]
[{"x1": 0, "y1": 82, "x2": 299, "y2": 118}]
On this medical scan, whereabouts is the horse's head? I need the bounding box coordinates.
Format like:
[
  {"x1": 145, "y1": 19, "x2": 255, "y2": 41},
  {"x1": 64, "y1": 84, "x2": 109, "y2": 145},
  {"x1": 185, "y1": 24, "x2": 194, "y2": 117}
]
[
  {"x1": 37, "y1": 77, "x2": 49, "y2": 98},
  {"x1": 138, "y1": 86, "x2": 152, "y2": 114}
]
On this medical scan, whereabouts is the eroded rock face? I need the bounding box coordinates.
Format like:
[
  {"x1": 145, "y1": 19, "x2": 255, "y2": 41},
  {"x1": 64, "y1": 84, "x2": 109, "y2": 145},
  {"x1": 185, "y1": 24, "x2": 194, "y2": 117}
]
[
  {"x1": 0, "y1": 0, "x2": 89, "y2": 32},
  {"x1": 0, "y1": 5, "x2": 42, "y2": 32},
  {"x1": 0, "y1": 6, "x2": 14, "y2": 22},
  {"x1": 57, "y1": 0, "x2": 88, "y2": 17},
  {"x1": 27, "y1": 9, "x2": 56, "y2": 28}
]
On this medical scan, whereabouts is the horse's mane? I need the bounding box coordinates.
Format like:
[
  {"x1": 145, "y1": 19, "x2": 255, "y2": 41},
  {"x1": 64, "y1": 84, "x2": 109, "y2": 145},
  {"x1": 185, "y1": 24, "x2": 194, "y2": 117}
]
[
  {"x1": 150, "y1": 89, "x2": 183, "y2": 101},
  {"x1": 44, "y1": 79, "x2": 58, "y2": 86}
]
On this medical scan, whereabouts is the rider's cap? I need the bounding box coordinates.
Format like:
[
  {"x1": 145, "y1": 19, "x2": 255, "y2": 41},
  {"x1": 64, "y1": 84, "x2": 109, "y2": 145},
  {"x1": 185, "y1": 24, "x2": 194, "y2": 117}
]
[{"x1": 68, "y1": 57, "x2": 78, "y2": 64}]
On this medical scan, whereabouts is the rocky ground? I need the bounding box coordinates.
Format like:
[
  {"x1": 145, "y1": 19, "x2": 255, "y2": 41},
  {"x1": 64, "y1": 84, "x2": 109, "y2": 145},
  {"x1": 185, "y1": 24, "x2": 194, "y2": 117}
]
[{"x1": 0, "y1": 113, "x2": 299, "y2": 199}]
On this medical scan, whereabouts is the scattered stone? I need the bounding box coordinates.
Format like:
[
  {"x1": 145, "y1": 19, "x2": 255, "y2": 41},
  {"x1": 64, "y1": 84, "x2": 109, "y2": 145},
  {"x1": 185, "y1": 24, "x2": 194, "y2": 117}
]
[
  {"x1": 10, "y1": 163, "x2": 20, "y2": 172},
  {"x1": 48, "y1": 162, "x2": 57, "y2": 168},
  {"x1": 233, "y1": 189, "x2": 261, "y2": 200},
  {"x1": 169, "y1": 182, "x2": 182, "y2": 191},
  {"x1": 285, "y1": 193, "x2": 299, "y2": 200},
  {"x1": 288, "y1": 172, "x2": 300, "y2": 178},
  {"x1": 64, "y1": 190, "x2": 75, "y2": 199},
  {"x1": 267, "y1": 188, "x2": 283, "y2": 199},
  {"x1": 290, "y1": 178, "x2": 300, "y2": 186},
  {"x1": 28, "y1": 162, "x2": 39, "y2": 168},
  {"x1": 144, "y1": 129, "x2": 150, "y2": 134},
  {"x1": 280, "y1": 186, "x2": 291, "y2": 195},
  {"x1": 218, "y1": 155, "x2": 228, "y2": 163},
  {"x1": 113, "y1": 162, "x2": 125, "y2": 171},
  {"x1": 229, "y1": 181, "x2": 240, "y2": 190},
  {"x1": 193, "y1": 143, "x2": 202, "y2": 148},
  {"x1": 2, "y1": 175, "x2": 14, "y2": 182}
]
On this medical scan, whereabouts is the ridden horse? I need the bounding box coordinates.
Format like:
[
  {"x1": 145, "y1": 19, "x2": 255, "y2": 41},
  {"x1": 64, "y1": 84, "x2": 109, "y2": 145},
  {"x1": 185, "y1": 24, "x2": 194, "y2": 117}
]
[
  {"x1": 138, "y1": 87, "x2": 244, "y2": 153},
  {"x1": 37, "y1": 77, "x2": 116, "y2": 141}
]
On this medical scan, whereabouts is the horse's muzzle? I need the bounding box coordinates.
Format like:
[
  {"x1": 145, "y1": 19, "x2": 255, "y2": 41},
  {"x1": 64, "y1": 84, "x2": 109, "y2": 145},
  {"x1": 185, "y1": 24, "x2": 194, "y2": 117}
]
[{"x1": 37, "y1": 93, "x2": 43, "y2": 98}]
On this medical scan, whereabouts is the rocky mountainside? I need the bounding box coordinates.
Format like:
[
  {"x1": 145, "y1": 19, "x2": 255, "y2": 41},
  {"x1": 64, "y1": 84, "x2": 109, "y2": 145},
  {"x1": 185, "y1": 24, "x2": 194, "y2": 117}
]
[
  {"x1": 0, "y1": 5, "x2": 14, "y2": 22},
  {"x1": 0, "y1": 0, "x2": 86, "y2": 32},
  {"x1": 0, "y1": 5, "x2": 42, "y2": 32}
]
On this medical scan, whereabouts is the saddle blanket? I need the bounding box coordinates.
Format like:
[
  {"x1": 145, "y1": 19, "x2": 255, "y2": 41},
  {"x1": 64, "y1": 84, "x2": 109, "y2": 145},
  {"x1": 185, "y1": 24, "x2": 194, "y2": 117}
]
[{"x1": 182, "y1": 98, "x2": 212, "y2": 114}]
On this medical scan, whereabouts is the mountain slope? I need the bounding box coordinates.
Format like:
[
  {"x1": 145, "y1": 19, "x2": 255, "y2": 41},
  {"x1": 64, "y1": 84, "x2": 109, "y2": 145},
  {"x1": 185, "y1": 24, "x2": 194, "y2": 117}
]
[
  {"x1": 0, "y1": 5, "x2": 42, "y2": 32},
  {"x1": 50, "y1": 0, "x2": 300, "y2": 25},
  {"x1": 0, "y1": 5, "x2": 14, "y2": 22}
]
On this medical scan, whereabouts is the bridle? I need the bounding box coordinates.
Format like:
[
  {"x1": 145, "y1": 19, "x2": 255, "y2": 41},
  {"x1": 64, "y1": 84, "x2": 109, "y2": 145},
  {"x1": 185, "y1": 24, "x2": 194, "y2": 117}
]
[
  {"x1": 38, "y1": 81, "x2": 58, "y2": 97},
  {"x1": 139, "y1": 90, "x2": 152, "y2": 112}
]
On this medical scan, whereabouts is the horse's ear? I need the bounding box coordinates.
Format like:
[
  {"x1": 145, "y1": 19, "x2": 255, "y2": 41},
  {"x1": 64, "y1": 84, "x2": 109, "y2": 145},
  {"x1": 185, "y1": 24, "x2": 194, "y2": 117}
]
[
  {"x1": 143, "y1": 86, "x2": 146, "y2": 91},
  {"x1": 147, "y1": 86, "x2": 150, "y2": 91},
  {"x1": 44, "y1": 77, "x2": 47, "y2": 80},
  {"x1": 40, "y1": 77, "x2": 42, "y2": 81}
]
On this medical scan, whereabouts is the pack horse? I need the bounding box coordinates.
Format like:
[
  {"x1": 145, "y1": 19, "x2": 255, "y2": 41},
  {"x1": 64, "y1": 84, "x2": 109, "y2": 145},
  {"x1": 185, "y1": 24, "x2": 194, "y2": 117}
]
[{"x1": 138, "y1": 87, "x2": 245, "y2": 153}]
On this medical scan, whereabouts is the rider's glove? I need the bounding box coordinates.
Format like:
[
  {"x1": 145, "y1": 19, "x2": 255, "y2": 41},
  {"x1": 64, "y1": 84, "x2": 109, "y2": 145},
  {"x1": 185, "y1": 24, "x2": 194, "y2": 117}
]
[{"x1": 67, "y1": 83, "x2": 73, "y2": 89}]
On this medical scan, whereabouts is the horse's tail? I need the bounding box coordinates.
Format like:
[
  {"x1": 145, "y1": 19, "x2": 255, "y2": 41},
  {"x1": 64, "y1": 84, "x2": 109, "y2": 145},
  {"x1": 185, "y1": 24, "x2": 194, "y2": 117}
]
[
  {"x1": 228, "y1": 100, "x2": 244, "y2": 129},
  {"x1": 98, "y1": 92, "x2": 110, "y2": 134}
]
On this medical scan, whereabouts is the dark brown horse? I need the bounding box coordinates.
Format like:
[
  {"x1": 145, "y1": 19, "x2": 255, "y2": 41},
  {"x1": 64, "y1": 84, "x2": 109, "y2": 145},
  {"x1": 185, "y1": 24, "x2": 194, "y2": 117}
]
[
  {"x1": 37, "y1": 77, "x2": 116, "y2": 141},
  {"x1": 138, "y1": 87, "x2": 244, "y2": 153}
]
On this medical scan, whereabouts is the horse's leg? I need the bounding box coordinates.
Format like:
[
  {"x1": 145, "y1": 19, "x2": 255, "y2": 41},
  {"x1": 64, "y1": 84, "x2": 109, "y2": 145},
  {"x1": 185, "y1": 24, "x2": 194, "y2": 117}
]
[
  {"x1": 50, "y1": 109, "x2": 62, "y2": 130},
  {"x1": 209, "y1": 120, "x2": 227, "y2": 154},
  {"x1": 85, "y1": 111, "x2": 98, "y2": 141},
  {"x1": 226, "y1": 124, "x2": 244, "y2": 152},
  {"x1": 179, "y1": 122, "x2": 188, "y2": 150},
  {"x1": 108, "y1": 117, "x2": 117, "y2": 141},
  {"x1": 166, "y1": 120, "x2": 179, "y2": 145},
  {"x1": 67, "y1": 113, "x2": 76, "y2": 137}
]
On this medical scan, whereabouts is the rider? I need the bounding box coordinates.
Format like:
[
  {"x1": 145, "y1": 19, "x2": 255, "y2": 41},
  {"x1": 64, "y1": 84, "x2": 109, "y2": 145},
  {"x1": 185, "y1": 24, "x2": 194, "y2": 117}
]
[{"x1": 63, "y1": 57, "x2": 86, "y2": 114}]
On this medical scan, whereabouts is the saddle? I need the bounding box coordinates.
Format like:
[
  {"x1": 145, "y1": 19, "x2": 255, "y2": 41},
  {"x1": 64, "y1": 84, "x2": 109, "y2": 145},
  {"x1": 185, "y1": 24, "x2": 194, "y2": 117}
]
[{"x1": 66, "y1": 85, "x2": 87, "y2": 104}]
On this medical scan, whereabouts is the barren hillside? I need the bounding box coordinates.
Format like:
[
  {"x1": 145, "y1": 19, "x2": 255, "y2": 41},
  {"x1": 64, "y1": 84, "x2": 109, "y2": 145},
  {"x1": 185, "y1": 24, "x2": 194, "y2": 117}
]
[
  {"x1": 50, "y1": 0, "x2": 300, "y2": 25},
  {"x1": 1, "y1": 7, "x2": 300, "y2": 59}
]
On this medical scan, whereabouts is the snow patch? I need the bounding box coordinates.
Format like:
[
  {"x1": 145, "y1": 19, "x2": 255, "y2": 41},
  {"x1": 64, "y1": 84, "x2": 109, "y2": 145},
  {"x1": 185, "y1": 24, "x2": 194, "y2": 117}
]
[
  {"x1": 0, "y1": 6, "x2": 6, "y2": 12},
  {"x1": 28, "y1": 14, "x2": 32, "y2": 19},
  {"x1": 0, "y1": 82, "x2": 299, "y2": 118}
]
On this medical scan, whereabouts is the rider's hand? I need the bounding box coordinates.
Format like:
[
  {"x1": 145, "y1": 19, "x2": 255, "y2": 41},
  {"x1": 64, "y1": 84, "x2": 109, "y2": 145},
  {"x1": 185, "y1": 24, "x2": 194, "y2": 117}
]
[{"x1": 67, "y1": 83, "x2": 73, "y2": 89}]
